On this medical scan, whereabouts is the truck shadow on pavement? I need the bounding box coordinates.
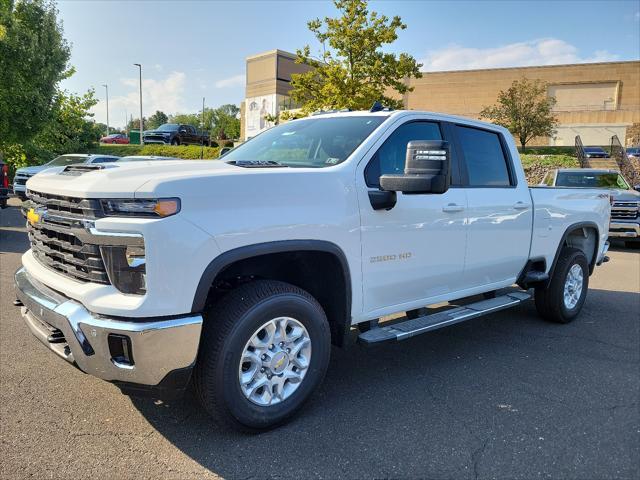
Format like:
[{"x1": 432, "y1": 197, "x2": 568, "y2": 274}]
[{"x1": 130, "y1": 290, "x2": 639, "y2": 479}]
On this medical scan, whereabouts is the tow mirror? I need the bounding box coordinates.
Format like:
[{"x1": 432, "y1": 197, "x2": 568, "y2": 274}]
[
  {"x1": 380, "y1": 140, "x2": 450, "y2": 194},
  {"x1": 634, "y1": 184, "x2": 640, "y2": 192}
]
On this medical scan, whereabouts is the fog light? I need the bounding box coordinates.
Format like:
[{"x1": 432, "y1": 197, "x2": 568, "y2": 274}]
[
  {"x1": 108, "y1": 334, "x2": 134, "y2": 366},
  {"x1": 101, "y1": 245, "x2": 146, "y2": 295}
]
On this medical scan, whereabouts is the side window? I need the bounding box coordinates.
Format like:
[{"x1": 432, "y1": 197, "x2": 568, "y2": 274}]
[
  {"x1": 365, "y1": 121, "x2": 442, "y2": 188},
  {"x1": 92, "y1": 157, "x2": 116, "y2": 164},
  {"x1": 456, "y1": 126, "x2": 512, "y2": 187}
]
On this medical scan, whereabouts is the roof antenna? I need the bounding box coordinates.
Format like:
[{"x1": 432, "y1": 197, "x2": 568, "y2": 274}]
[{"x1": 370, "y1": 101, "x2": 384, "y2": 112}]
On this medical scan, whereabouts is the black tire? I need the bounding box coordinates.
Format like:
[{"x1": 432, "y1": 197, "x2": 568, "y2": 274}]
[
  {"x1": 171, "y1": 138, "x2": 179, "y2": 146},
  {"x1": 625, "y1": 241, "x2": 640, "y2": 249},
  {"x1": 534, "y1": 247, "x2": 589, "y2": 324},
  {"x1": 0, "y1": 199, "x2": 7, "y2": 209},
  {"x1": 193, "y1": 280, "x2": 331, "y2": 430}
]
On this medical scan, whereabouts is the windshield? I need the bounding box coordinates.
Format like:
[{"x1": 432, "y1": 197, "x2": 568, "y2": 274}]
[
  {"x1": 223, "y1": 116, "x2": 386, "y2": 168},
  {"x1": 555, "y1": 172, "x2": 630, "y2": 189},
  {"x1": 46, "y1": 155, "x2": 87, "y2": 166},
  {"x1": 156, "y1": 123, "x2": 179, "y2": 131}
]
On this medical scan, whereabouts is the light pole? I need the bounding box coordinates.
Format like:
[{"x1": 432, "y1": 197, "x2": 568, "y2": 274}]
[
  {"x1": 102, "y1": 84, "x2": 109, "y2": 137},
  {"x1": 133, "y1": 63, "x2": 143, "y2": 145}
]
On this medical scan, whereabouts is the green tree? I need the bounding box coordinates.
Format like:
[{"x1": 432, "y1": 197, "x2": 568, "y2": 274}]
[
  {"x1": 169, "y1": 113, "x2": 200, "y2": 127},
  {"x1": 0, "y1": 0, "x2": 71, "y2": 146},
  {"x1": 146, "y1": 110, "x2": 169, "y2": 129},
  {"x1": 32, "y1": 88, "x2": 99, "y2": 155},
  {"x1": 290, "y1": 0, "x2": 422, "y2": 112},
  {"x1": 210, "y1": 104, "x2": 240, "y2": 140},
  {"x1": 480, "y1": 78, "x2": 558, "y2": 151}
]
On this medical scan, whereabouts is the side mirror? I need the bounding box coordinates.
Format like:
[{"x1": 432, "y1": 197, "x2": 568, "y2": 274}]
[
  {"x1": 179, "y1": 128, "x2": 187, "y2": 134},
  {"x1": 634, "y1": 185, "x2": 640, "y2": 192},
  {"x1": 380, "y1": 140, "x2": 450, "y2": 194}
]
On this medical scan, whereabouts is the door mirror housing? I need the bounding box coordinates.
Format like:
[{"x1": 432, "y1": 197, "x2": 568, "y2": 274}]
[{"x1": 379, "y1": 140, "x2": 451, "y2": 194}]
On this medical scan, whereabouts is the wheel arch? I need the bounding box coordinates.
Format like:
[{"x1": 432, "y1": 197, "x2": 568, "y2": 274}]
[
  {"x1": 191, "y1": 240, "x2": 352, "y2": 346},
  {"x1": 548, "y1": 221, "x2": 600, "y2": 281}
]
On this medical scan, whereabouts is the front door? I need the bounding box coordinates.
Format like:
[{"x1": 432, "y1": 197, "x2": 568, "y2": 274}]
[{"x1": 358, "y1": 119, "x2": 468, "y2": 318}]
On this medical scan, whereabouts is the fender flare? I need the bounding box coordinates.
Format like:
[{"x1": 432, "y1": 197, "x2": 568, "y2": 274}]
[
  {"x1": 191, "y1": 240, "x2": 352, "y2": 316},
  {"x1": 547, "y1": 221, "x2": 600, "y2": 282}
]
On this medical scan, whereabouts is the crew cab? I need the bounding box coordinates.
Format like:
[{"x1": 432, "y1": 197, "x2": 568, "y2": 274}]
[
  {"x1": 14, "y1": 110, "x2": 610, "y2": 430},
  {"x1": 143, "y1": 123, "x2": 210, "y2": 146},
  {"x1": 13, "y1": 154, "x2": 120, "y2": 200},
  {"x1": 541, "y1": 168, "x2": 639, "y2": 246}
]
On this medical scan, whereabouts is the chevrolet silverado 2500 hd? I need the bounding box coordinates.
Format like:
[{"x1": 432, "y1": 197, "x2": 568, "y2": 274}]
[{"x1": 15, "y1": 110, "x2": 610, "y2": 430}]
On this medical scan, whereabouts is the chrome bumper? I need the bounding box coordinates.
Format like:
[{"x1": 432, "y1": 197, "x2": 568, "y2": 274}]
[
  {"x1": 14, "y1": 267, "x2": 203, "y2": 386},
  {"x1": 608, "y1": 222, "x2": 640, "y2": 238}
]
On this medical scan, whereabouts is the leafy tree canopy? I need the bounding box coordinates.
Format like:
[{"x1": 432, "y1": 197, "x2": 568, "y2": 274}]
[
  {"x1": 480, "y1": 78, "x2": 558, "y2": 151},
  {"x1": 290, "y1": 0, "x2": 422, "y2": 113},
  {"x1": 146, "y1": 110, "x2": 169, "y2": 130},
  {"x1": 0, "y1": 0, "x2": 72, "y2": 145}
]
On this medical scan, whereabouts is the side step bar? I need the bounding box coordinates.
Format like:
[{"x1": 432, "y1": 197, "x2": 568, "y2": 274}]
[{"x1": 358, "y1": 291, "x2": 531, "y2": 345}]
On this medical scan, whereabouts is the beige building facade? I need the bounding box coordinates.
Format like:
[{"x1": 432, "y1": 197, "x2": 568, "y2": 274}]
[{"x1": 242, "y1": 50, "x2": 640, "y2": 146}]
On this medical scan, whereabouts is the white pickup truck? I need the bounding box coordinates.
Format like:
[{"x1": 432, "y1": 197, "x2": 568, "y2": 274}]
[{"x1": 15, "y1": 109, "x2": 610, "y2": 430}]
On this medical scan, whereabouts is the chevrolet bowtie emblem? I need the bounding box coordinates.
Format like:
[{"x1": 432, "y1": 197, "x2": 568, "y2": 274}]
[{"x1": 26, "y1": 208, "x2": 40, "y2": 226}]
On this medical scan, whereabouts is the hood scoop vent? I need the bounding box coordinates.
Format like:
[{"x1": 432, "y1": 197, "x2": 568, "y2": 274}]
[
  {"x1": 232, "y1": 160, "x2": 288, "y2": 168},
  {"x1": 59, "y1": 165, "x2": 106, "y2": 176}
]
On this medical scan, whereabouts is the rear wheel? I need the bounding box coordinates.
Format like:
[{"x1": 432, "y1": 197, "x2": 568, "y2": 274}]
[
  {"x1": 535, "y1": 247, "x2": 589, "y2": 324},
  {"x1": 194, "y1": 280, "x2": 331, "y2": 430}
]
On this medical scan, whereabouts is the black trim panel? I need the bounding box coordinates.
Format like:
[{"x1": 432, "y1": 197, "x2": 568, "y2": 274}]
[{"x1": 191, "y1": 240, "x2": 352, "y2": 317}]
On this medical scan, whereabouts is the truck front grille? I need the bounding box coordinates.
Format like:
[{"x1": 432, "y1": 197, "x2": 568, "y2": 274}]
[
  {"x1": 611, "y1": 201, "x2": 639, "y2": 220},
  {"x1": 27, "y1": 190, "x2": 110, "y2": 284}
]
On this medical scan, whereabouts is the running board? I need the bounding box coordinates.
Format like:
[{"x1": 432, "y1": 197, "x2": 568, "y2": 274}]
[{"x1": 358, "y1": 291, "x2": 531, "y2": 345}]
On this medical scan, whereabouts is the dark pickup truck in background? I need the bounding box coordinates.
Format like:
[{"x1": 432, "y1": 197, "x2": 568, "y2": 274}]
[{"x1": 143, "y1": 123, "x2": 211, "y2": 146}]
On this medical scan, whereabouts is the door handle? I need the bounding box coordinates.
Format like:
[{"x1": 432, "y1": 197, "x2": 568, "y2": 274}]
[
  {"x1": 513, "y1": 202, "x2": 530, "y2": 210},
  {"x1": 442, "y1": 203, "x2": 464, "y2": 213}
]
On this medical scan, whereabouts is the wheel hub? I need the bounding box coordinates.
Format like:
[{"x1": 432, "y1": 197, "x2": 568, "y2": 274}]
[
  {"x1": 238, "y1": 317, "x2": 312, "y2": 406},
  {"x1": 563, "y1": 263, "x2": 584, "y2": 310}
]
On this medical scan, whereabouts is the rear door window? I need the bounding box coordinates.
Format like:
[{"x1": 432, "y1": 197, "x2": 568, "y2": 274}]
[{"x1": 456, "y1": 126, "x2": 513, "y2": 187}]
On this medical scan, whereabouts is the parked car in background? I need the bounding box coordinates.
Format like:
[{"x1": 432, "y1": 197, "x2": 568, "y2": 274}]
[
  {"x1": 100, "y1": 133, "x2": 130, "y2": 144},
  {"x1": 541, "y1": 168, "x2": 639, "y2": 246},
  {"x1": 583, "y1": 146, "x2": 609, "y2": 158},
  {"x1": 626, "y1": 146, "x2": 640, "y2": 160},
  {"x1": 143, "y1": 123, "x2": 210, "y2": 146},
  {"x1": 12, "y1": 154, "x2": 120, "y2": 199},
  {"x1": 0, "y1": 159, "x2": 9, "y2": 208},
  {"x1": 219, "y1": 146, "x2": 233, "y2": 157}
]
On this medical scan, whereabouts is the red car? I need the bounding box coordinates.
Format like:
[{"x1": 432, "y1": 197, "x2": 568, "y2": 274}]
[{"x1": 100, "y1": 133, "x2": 130, "y2": 144}]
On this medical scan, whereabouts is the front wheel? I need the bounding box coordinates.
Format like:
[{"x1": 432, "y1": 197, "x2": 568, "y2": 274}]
[
  {"x1": 535, "y1": 247, "x2": 589, "y2": 324},
  {"x1": 170, "y1": 138, "x2": 179, "y2": 146},
  {"x1": 194, "y1": 280, "x2": 331, "y2": 430}
]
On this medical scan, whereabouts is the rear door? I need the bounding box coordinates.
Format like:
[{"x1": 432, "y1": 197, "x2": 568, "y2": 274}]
[{"x1": 454, "y1": 125, "x2": 532, "y2": 289}]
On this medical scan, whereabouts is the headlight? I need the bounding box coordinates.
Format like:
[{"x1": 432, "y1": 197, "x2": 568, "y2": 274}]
[
  {"x1": 101, "y1": 244, "x2": 147, "y2": 295},
  {"x1": 101, "y1": 198, "x2": 180, "y2": 217}
]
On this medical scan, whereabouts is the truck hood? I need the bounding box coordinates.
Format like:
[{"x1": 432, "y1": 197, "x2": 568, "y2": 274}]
[
  {"x1": 24, "y1": 160, "x2": 265, "y2": 198},
  {"x1": 610, "y1": 188, "x2": 640, "y2": 201}
]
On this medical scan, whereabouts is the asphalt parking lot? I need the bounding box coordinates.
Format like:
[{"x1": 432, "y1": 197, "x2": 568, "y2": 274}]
[{"x1": 1, "y1": 197, "x2": 638, "y2": 480}]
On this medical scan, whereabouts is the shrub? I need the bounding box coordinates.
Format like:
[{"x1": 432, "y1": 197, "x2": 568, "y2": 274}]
[
  {"x1": 521, "y1": 154, "x2": 579, "y2": 185},
  {"x1": 223, "y1": 141, "x2": 234, "y2": 148},
  {"x1": 90, "y1": 144, "x2": 220, "y2": 160}
]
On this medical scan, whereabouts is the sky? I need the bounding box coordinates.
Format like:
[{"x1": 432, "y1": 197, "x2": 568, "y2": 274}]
[{"x1": 56, "y1": 0, "x2": 640, "y2": 128}]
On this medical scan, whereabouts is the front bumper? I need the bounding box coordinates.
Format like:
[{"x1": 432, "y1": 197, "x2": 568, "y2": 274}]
[
  {"x1": 14, "y1": 267, "x2": 203, "y2": 392},
  {"x1": 608, "y1": 222, "x2": 640, "y2": 239}
]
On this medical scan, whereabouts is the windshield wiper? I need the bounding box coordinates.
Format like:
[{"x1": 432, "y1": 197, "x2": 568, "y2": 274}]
[{"x1": 232, "y1": 160, "x2": 289, "y2": 168}]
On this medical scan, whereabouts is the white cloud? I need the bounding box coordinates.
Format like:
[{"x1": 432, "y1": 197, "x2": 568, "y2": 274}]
[
  {"x1": 91, "y1": 71, "x2": 187, "y2": 126},
  {"x1": 420, "y1": 38, "x2": 620, "y2": 72},
  {"x1": 214, "y1": 74, "x2": 245, "y2": 88}
]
